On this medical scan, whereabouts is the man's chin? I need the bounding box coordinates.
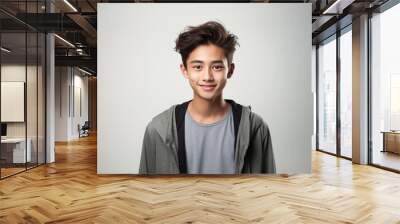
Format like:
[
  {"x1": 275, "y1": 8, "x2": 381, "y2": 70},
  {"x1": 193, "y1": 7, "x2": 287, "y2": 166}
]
[{"x1": 196, "y1": 93, "x2": 221, "y2": 101}]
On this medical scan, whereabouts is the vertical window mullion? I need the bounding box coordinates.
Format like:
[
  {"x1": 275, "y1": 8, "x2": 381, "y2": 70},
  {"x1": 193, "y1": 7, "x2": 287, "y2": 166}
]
[
  {"x1": 0, "y1": 24, "x2": 2, "y2": 179},
  {"x1": 36, "y1": 0, "x2": 39, "y2": 167},
  {"x1": 367, "y1": 11, "x2": 373, "y2": 165},
  {"x1": 316, "y1": 45, "x2": 320, "y2": 150},
  {"x1": 337, "y1": 30, "x2": 341, "y2": 157},
  {"x1": 25, "y1": 0, "x2": 28, "y2": 171}
]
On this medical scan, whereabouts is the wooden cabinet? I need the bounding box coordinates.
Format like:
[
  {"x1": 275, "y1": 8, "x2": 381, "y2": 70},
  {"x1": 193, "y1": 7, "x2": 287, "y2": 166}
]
[{"x1": 382, "y1": 132, "x2": 400, "y2": 154}]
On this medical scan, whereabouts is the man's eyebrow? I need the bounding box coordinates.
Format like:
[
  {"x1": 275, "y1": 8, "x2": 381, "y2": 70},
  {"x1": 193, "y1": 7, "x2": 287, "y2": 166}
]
[
  {"x1": 211, "y1": 60, "x2": 224, "y2": 64},
  {"x1": 188, "y1": 60, "x2": 224, "y2": 64},
  {"x1": 188, "y1": 60, "x2": 204, "y2": 64}
]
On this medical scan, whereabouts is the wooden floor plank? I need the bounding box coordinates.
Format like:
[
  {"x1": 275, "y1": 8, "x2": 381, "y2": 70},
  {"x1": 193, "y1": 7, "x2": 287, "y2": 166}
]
[{"x1": 0, "y1": 133, "x2": 400, "y2": 223}]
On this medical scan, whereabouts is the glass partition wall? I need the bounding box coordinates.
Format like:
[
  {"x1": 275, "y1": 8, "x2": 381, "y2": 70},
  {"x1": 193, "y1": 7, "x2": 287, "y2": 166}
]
[
  {"x1": 316, "y1": 26, "x2": 353, "y2": 159},
  {"x1": 0, "y1": 2, "x2": 46, "y2": 179}
]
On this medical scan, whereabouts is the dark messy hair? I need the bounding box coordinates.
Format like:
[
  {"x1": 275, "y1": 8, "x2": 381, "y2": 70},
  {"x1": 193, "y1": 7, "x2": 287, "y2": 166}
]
[{"x1": 174, "y1": 21, "x2": 239, "y2": 67}]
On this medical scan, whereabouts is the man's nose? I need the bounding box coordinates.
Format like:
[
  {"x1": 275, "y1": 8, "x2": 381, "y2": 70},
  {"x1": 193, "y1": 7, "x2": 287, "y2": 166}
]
[{"x1": 202, "y1": 67, "x2": 214, "y2": 81}]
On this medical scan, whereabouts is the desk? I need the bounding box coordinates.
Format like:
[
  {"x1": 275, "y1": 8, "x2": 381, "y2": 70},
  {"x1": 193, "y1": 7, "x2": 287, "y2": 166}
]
[
  {"x1": 1, "y1": 138, "x2": 31, "y2": 163},
  {"x1": 382, "y1": 131, "x2": 400, "y2": 154}
]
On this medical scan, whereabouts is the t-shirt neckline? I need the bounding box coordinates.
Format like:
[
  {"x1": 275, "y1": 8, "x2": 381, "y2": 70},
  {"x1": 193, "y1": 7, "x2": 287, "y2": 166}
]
[{"x1": 186, "y1": 105, "x2": 232, "y2": 127}]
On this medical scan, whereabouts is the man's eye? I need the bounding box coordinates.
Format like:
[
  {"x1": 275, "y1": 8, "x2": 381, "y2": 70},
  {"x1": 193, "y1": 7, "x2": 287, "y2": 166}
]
[
  {"x1": 213, "y1": 65, "x2": 224, "y2": 70},
  {"x1": 193, "y1": 65, "x2": 202, "y2": 70}
]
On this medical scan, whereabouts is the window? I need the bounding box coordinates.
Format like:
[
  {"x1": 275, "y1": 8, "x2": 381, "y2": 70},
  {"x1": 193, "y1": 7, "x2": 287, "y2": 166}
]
[
  {"x1": 371, "y1": 2, "x2": 400, "y2": 171},
  {"x1": 339, "y1": 28, "x2": 352, "y2": 158},
  {"x1": 318, "y1": 36, "x2": 337, "y2": 154}
]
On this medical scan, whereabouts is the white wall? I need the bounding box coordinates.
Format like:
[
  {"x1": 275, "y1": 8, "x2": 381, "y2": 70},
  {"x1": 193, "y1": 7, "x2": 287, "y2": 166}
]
[
  {"x1": 98, "y1": 3, "x2": 313, "y2": 174},
  {"x1": 72, "y1": 72, "x2": 89, "y2": 138},
  {"x1": 1, "y1": 65, "x2": 41, "y2": 138},
  {"x1": 55, "y1": 67, "x2": 69, "y2": 141},
  {"x1": 55, "y1": 67, "x2": 89, "y2": 141},
  {"x1": 1, "y1": 66, "x2": 27, "y2": 126}
]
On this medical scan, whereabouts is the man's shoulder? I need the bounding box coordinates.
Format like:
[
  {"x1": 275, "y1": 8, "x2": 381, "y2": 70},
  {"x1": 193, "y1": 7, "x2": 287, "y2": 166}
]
[
  {"x1": 226, "y1": 99, "x2": 269, "y2": 130},
  {"x1": 246, "y1": 109, "x2": 271, "y2": 134},
  {"x1": 146, "y1": 104, "x2": 176, "y2": 131}
]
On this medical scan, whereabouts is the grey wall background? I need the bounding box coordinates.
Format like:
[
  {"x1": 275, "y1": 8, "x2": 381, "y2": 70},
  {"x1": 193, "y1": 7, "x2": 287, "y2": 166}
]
[{"x1": 98, "y1": 3, "x2": 312, "y2": 174}]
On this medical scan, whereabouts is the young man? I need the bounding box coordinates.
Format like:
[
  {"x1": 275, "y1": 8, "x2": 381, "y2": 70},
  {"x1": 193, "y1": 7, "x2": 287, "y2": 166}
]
[{"x1": 139, "y1": 21, "x2": 275, "y2": 174}]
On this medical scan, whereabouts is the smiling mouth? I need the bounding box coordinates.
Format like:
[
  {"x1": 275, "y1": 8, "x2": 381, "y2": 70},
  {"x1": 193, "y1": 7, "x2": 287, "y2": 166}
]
[{"x1": 200, "y1": 85, "x2": 216, "y2": 91}]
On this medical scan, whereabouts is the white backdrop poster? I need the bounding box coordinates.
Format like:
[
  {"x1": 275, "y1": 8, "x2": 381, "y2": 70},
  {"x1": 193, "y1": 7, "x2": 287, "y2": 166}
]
[{"x1": 98, "y1": 3, "x2": 312, "y2": 174}]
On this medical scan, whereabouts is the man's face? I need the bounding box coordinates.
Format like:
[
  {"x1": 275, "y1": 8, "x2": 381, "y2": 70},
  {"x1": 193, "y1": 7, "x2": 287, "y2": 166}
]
[{"x1": 180, "y1": 44, "x2": 234, "y2": 101}]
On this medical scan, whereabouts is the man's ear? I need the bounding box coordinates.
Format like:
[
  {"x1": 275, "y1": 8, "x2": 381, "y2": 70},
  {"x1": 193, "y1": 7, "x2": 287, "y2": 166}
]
[
  {"x1": 227, "y1": 63, "x2": 235, "y2": 79},
  {"x1": 180, "y1": 64, "x2": 189, "y2": 79}
]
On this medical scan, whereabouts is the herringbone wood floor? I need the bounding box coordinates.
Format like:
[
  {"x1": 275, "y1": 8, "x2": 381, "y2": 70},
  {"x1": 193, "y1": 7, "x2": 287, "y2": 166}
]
[{"x1": 1, "y1": 134, "x2": 400, "y2": 223}]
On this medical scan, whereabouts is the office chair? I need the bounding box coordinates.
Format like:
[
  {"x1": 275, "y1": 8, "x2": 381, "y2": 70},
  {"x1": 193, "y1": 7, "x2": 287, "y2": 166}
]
[{"x1": 79, "y1": 121, "x2": 90, "y2": 138}]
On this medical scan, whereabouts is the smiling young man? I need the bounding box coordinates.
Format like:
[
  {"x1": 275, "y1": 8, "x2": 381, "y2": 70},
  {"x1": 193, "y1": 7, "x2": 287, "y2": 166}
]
[{"x1": 139, "y1": 21, "x2": 275, "y2": 174}]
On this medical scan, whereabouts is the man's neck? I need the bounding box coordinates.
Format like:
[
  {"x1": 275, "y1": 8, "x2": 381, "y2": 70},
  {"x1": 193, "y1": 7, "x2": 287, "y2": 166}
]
[{"x1": 188, "y1": 95, "x2": 230, "y2": 124}]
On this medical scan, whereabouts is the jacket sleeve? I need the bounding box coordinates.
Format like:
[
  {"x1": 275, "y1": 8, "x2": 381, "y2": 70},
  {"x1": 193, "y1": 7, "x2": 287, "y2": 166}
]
[
  {"x1": 139, "y1": 125, "x2": 155, "y2": 174},
  {"x1": 261, "y1": 123, "x2": 276, "y2": 173}
]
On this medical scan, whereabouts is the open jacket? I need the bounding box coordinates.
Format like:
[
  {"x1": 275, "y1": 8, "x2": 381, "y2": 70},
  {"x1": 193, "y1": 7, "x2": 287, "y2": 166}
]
[{"x1": 139, "y1": 99, "x2": 276, "y2": 174}]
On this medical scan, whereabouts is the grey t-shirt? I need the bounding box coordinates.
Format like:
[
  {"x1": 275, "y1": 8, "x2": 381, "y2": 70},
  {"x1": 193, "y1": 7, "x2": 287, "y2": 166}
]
[{"x1": 184, "y1": 105, "x2": 236, "y2": 174}]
